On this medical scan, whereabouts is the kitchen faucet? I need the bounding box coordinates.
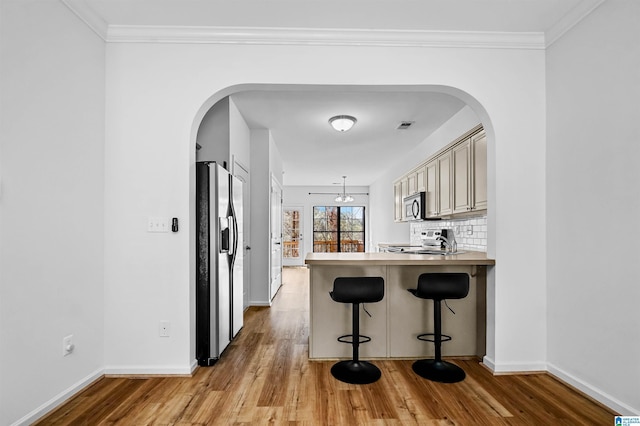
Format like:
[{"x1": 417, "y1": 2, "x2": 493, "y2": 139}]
[{"x1": 436, "y1": 235, "x2": 457, "y2": 253}]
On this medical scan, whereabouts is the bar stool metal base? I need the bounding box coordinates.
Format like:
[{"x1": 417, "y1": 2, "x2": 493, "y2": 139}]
[
  {"x1": 412, "y1": 359, "x2": 466, "y2": 383},
  {"x1": 331, "y1": 360, "x2": 382, "y2": 384}
]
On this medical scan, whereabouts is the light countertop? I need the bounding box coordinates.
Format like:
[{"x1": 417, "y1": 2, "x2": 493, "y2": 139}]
[{"x1": 305, "y1": 251, "x2": 495, "y2": 266}]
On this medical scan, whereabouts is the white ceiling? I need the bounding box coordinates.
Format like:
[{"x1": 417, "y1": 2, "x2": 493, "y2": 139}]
[
  {"x1": 63, "y1": 0, "x2": 604, "y2": 186},
  {"x1": 231, "y1": 88, "x2": 466, "y2": 186}
]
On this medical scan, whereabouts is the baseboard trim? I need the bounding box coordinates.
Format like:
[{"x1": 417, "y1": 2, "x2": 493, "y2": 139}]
[
  {"x1": 482, "y1": 355, "x2": 496, "y2": 372},
  {"x1": 483, "y1": 357, "x2": 637, "y2": 415},
  {"x1": 18, "y1": 362, "x2": 199, "y2": 424},
  {"x1": 249, "y1": 301, "x2": 272, "y2": 307},
  {"x1": 11, "y1": 368, "x2": 104, "y2": 426},
  {"x1": 482, "y1": 357, "x2": 547, "y2": 373},
  {"x1": 104, "y1": 364, "x2": 195, "y2": 376},
  {"x1": 547, "y1": 363, "x2": 638, "y2": 416}
]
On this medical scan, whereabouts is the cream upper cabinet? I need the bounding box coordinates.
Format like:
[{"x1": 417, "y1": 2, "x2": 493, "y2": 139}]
[
  {"x1": 401, "y1": 178, "x2": 409, "y2": 202},
  {"x1": 425, "y1": 159, "x2": 438, "y2": 217},
  {"x1": 424, "y1": 150, "x2": 453, "y2": 218},
  {"x1": 406, "y1": 172, "x2": 417, "y2": 196},
  {"x1": 415, "y1": 166, "x2": 426, "y2": 193},
  {"x1": 452, "y1": 130, "x2": 488, "y2": 214},
  {"x1": 452, "y1": 138, "x2": 472, "y2": 214},
  {"x1": 437, "y1": 150, "x2": 453, "y2": 216},
  {"x1": 405, "y1": 166, "x2": 425, "y2": 196},
  {"x1": 392, "y1": 126, "x2": 486, "y2": 221},
  {"x1": 472, "y1": 130, "x2": 487, "y2": 211},
  {"x1": 393, "y1": 180, "x2": 403, "y2": 222}
]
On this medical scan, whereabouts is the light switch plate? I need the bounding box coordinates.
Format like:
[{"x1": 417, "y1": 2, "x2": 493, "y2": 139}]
[{"x1": 148, "y1": 217, "x2": 169, "y2": 233}]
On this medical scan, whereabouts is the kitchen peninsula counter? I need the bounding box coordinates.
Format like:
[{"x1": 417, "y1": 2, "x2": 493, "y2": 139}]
[
  {"x1": 306, "y1": 251, "x2": 495, "y2": 266},
  {"x1": 305, "y1": 251, "x2": 494, "y2": 360}
]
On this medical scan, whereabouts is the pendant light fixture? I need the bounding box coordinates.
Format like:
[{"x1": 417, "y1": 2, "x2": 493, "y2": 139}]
[
  {"x1": 335, "y1": 176, "x2": 354, "y2": 203},
  {"x1": 329, "y1": 115, "x2": 357, "y2": 132}
]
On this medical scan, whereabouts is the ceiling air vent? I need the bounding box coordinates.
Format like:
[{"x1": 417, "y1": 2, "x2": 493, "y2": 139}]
[{"x1": 396, "y1": 121, "x2": 415, "y2": 130}]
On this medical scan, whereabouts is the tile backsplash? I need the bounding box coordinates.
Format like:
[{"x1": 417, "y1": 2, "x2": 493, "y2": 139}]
[{"x1": 410, "y1": 215, "x2": 488, "y2": 252}]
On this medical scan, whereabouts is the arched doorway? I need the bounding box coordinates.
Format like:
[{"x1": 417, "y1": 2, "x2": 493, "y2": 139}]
[{"x1": 190, "y1": 83, "x2": 496, "y2": 362}]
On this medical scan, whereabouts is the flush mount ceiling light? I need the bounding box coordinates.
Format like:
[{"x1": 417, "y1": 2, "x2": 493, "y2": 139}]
[
  {"x1": 329, "y1": 115, "x2": 357, "y2": 132},
  {"x1": 335, "y1": 176, "x2": 354, "y2": 203}
]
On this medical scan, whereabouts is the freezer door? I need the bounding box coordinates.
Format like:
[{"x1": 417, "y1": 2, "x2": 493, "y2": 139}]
[{"x1": 231, "y1": 175, "x2": 244, "y2": 338}]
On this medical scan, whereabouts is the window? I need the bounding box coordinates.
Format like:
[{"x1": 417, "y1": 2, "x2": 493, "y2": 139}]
[{"x1": 313, "y1": 206, "x2": 365, "y2": 252}]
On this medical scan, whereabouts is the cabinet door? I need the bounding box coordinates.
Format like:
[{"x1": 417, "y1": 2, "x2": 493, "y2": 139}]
[
  {"x1": 452, "y1": 139, "x2": 472, "y2": 214},
  {"x1": 437, "y1": 151, "x2": 452, "y2": 216},
  {"x1": 407, "y1": 173, "x2": 417, "y2": 195},
  {"x1": 425, "y1": 160, "x2": 439, "y2": 217},
  {"x1": 472, "y1": 131, "x2": 487, "y2": 211},
  {"x1": 393, "y1": 181, "x2": 403, "y2": 222},
  {"x1": 416, "y1": 166, "x2": 426, "y2": 193}
]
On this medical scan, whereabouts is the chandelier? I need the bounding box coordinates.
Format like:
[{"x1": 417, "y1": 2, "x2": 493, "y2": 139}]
[{"x1": 335, "y1": 176, "x2": 354, "y2": 203}]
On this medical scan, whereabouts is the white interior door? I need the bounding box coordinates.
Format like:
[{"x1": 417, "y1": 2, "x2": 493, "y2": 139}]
[
  {"x1": 282, "y1": 206, "x2": 304, "y2": 267},
  {"x1": 270, "y1": 176, "x2": 283, "y2": 300}
]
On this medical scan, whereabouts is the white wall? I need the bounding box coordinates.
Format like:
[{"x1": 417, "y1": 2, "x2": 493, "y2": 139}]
[
  {"x1": 249, "y1": 130, "x2": 269, "y2": 304},
  {"x1": 195, "y1": 97, "x2": 229, "y2": 163},
  {"x1": 282, "y1": 185, "x2": 370, "y2": 263},
  {"x1": 0, "y1": 1, "x2": 106, "y2": 424},
  {"x1": 248, "y1": 130, "x2": 283, "y2": 304},
  {"x1": 102, "y1": 41, "x2": 547, "y2": 382},
  {"x1": 229, "y1": 97, "x2": 251, "y2": 170},
  {"x1": 546, "y1": 0, "x2": 640, "y2": 414},
  {"x1": 104, "y1": 45, "x2": 194, "y2": 374}
]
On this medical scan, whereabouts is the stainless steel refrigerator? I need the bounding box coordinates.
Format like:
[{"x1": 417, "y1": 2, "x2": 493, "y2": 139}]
[{"x1": 196, "y1": 161, "x2": 244, "y2": 366}]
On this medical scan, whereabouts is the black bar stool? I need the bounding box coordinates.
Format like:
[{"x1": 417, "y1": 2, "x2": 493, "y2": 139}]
[
  {"x1": 407, "y1": 272, "x2": 469, "y2": 383},
  {"x1": 329, "y1": 276, "x2": 385, "y2": 384}
]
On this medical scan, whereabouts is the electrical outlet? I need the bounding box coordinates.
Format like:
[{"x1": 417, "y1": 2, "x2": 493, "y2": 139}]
[
  {"x1": 466, "y1": 225, "x2": 473, "y2": 236},
  {"x1": 159, "y1": 321, "x2": 170, "y2": 337},
  {"x1": 63, "y1": 335, "x2": 74, "y2": 356}
]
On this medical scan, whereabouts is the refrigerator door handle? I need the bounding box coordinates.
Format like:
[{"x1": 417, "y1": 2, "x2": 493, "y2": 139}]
[
  {"x1": 227, "y1": 215, "x2": 236, "y2": 258},
  {"x1": 219, "y1": 217, "x2": 230, "y2": 253}
]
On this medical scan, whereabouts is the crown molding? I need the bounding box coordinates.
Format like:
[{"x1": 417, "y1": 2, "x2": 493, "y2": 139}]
[
  {"x1": 61, "y1": 0, "x2": 108, "y2": 40},
  {"x1": 62, "y1": 0, "x2": 606, "y2": 50},
  {"x1": 104, "y1": 25, "x2": 545, "y2": 49},
  {"x1": 545, "y1": 0, "x2": 607, "y2": 47}
]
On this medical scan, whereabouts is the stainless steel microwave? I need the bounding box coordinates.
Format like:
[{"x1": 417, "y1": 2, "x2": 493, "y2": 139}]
[{"x1": 403, "y1": 192, "x2": 426, "y2": 221}]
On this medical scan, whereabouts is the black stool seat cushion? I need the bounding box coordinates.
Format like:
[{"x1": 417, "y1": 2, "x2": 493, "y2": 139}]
[
  {"x1": 408, "y1": 273, "x2": 469, "y2": 301},
  {"x1": 330, "y1": 277, "x2": 384, "y2": 304}
]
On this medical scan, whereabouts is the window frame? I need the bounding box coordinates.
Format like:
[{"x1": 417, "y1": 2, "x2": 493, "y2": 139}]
[{"x1": 312, "y1": 205, "x2": 366, "y2": 253}]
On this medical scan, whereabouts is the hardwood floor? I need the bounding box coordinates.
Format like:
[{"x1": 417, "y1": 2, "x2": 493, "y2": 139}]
[{"x1": 37, "y1": 267, "x2": 615, "y2": 425}]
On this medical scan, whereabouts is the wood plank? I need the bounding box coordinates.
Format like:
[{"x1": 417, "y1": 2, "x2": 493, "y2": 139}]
[{"x1": 35, "y1": 267, "x2": 616, "y2": 425}]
